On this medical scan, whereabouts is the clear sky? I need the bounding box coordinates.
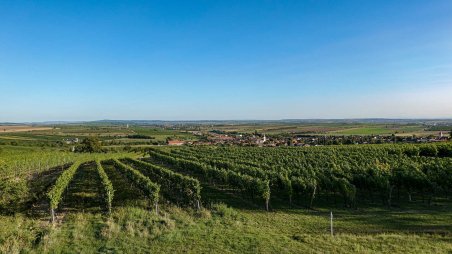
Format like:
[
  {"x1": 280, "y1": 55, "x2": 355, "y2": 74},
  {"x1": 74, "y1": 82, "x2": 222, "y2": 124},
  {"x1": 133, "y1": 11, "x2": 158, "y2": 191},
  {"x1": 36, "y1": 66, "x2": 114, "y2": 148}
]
[{"x1": 1, "y1": 0, "x2": 451, "y2": 122}]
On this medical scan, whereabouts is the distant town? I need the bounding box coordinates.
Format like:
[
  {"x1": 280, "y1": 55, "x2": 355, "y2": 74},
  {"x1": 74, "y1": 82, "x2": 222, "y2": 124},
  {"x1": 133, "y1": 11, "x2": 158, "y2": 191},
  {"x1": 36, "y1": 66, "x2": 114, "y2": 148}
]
[{"x1": 168, "y1": 130, "x2": 451, "y2": 147}]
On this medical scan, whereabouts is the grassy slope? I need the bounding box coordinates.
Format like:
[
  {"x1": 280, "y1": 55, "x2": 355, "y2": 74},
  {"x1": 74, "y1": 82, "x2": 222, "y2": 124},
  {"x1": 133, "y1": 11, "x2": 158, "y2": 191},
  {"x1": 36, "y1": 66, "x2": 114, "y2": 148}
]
[
  {"x1": 1, "y1": 193, "x2": 451, "y2": 254},
  {"x1": 1, "y1": 205, "x2": 451, "y2": 253}
]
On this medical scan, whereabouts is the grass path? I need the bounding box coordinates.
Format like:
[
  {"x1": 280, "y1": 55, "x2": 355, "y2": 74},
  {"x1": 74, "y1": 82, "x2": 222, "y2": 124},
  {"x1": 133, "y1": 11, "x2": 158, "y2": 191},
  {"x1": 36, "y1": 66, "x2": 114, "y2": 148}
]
[
  {"x1": 27, "y1": 165, "x2": 67, "y2": 218},
  {"x1": 101, "y1": 160, "x2": 147, "y2": 208},
  {"x1": 60, "y1": 162, "x2": 103, "y2": 213}
]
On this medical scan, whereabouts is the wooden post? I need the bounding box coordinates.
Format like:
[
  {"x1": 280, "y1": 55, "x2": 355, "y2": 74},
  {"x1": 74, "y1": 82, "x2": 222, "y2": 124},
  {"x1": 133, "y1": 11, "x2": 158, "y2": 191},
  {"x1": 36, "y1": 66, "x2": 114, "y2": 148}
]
[
  {"x1": 51, "y1": 208, "x2": 55, "y2": 223},
  {"x1": 108, "y1": 199, "x2": 112, "y2": 215},
  {"x1": 309, "y1": 186, "x2": 317, "y2": 208},
  {"x1": 388, "y1": 185, "x2": 394, "y2": 207},
  {"x1": 196, "y1": 200, "x2": 200, "y2": 211},
  {"x1": 330, "y1": 211, "x2": 333, "y2": 236}
]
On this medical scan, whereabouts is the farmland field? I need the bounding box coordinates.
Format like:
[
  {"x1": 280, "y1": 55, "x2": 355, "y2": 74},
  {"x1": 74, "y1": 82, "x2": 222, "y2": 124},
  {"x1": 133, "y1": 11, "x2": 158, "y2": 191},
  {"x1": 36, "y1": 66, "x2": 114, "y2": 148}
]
[
  {"x1": 1, "y1": 139, "x2": 452, "y2": 253},
  {"x1": 0, "y1": 126, "x2": 54, "y2": 133},
  {"x1": 326, "y1": 125, "x2": 433, "y2": 136},
  {"x1": 0, "y1": 125, "x2": 198, "y2": 147},
  {"x1": 0, "y1": 122, "x2": 447, "y2": 148},
  {"x1": 201, "y1": 123, "x2": 444, "y2": 137}
]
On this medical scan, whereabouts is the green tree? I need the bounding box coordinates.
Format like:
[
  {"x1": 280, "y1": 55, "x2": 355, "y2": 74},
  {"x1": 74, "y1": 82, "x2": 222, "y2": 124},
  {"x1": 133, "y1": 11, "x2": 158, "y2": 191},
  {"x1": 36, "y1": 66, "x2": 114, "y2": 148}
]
[{"x1": 76, "y1": 137, "x2": 103, "y2": 153}]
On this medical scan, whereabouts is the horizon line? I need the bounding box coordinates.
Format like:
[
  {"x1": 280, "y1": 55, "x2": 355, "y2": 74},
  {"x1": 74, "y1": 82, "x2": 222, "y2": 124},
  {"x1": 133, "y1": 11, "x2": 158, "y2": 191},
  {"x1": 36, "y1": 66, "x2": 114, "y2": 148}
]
[{"x1": 2, "y1": 117, "x2": 452, "y2": 125}]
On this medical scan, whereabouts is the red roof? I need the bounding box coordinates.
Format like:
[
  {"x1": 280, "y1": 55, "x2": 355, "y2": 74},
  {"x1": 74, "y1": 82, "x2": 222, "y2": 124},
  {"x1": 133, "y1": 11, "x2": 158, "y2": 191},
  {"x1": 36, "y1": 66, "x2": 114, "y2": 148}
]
[{"x1": 168, "y1": 140, "x2": 185, "y2": 145}]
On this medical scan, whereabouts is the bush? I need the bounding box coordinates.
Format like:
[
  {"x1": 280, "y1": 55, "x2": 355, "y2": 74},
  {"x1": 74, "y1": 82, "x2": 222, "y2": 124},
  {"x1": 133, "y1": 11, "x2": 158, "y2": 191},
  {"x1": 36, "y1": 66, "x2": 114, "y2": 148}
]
[
  {"x1": 127, "y1": 134, "x2": 155, "y2": 139},
  {"x1": 211, "y1": 203, "x2": 238, "y2": 220},
  {"x1": 75, "y1": 137, "x2": 103, "y2": 153},
  {"x1": 0, "y1": 178, "x2": 29, "y2": 213},
  {"x1": 195, "y1": 208, "x2": 212, "y2": 219}
]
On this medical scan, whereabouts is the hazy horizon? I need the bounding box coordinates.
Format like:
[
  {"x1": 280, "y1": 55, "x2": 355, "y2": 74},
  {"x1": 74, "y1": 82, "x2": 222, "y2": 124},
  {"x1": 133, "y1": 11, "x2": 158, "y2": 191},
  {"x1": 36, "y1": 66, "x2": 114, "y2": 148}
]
[
  {"x1": 1, "y1": 1, "x2": 451, "y2": 122},
  {"x1": 3, "y1": 117, "x2": 452, "y2": 125}
]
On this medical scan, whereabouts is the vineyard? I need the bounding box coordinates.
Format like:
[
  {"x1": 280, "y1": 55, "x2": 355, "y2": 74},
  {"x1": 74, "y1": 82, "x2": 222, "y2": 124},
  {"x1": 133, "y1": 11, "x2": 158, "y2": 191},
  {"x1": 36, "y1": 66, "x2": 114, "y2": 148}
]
[
  {"x1": 154, "y1": 143, "x2": 452, "y2": 210},
  {"x1": 1, "y1": 143, "x2": 452, "y2": 253}
]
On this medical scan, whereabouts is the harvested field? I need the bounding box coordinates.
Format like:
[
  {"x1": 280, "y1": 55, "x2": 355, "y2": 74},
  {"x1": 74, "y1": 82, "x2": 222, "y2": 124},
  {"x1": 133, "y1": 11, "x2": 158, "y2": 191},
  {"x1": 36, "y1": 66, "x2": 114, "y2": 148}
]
[{"x1": 0, "y1": 126, "x2": 54, "y2": 133}]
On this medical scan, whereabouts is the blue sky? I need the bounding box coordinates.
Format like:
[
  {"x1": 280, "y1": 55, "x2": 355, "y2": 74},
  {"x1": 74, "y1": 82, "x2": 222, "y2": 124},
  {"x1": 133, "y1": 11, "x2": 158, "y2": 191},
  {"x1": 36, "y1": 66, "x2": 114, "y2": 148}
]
[{"x1": 1, "y1": 0, "x2": 451, "y2": 121}]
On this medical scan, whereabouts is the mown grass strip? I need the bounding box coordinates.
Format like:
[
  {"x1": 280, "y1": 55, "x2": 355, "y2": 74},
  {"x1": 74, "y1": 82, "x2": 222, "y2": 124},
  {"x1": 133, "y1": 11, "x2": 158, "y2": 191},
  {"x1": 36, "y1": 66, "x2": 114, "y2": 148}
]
[{"x1": 111, "y1": 159, "x2": 160, "y2": 213}]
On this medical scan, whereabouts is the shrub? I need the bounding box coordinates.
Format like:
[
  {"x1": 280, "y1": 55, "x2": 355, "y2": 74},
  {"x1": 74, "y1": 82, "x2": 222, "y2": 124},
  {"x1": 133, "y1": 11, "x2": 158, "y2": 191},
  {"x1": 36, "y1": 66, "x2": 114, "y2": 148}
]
[{"x1": 211, "y1": 203, "x2": 238, "y2": 220}]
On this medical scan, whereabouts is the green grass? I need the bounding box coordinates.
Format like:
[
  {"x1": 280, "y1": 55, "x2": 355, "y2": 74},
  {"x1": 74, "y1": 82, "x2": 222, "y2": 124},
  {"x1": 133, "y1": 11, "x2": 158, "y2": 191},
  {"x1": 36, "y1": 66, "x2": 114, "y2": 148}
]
[
  {"x1": 60, "y1": 162, "x2": 104, "y2": 213},
  {"x1": 132, "y1": 127, "x2": 198, "y2": 142},
  {"x1": 1, "y1": 204, "x2": 451, "y2": 253}
]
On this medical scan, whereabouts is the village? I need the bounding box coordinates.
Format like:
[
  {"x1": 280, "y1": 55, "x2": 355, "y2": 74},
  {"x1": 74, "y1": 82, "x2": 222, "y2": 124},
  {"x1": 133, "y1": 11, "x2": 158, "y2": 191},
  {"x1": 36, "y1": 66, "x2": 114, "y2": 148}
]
[{"x1": 167, "y1": 130, "x2": 451, "y2": 147}]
